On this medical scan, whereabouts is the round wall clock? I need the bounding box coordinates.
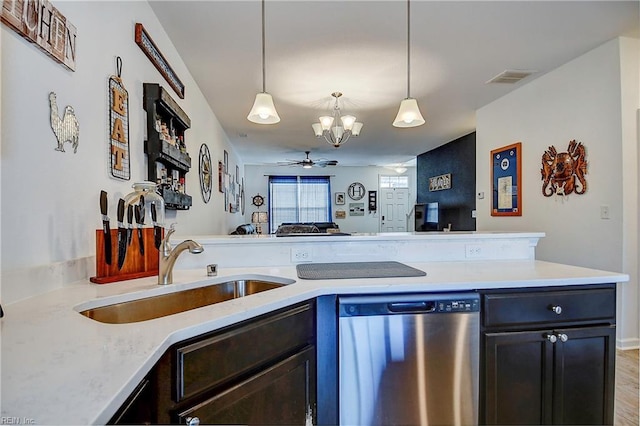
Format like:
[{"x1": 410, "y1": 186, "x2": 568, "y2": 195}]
[
  {"x1": 198, "y1": 143, "x2": 212, "y2": 203},
  {"x1": 252, "y1": 194, "x2": 265, "y2": 207},
  {"x1": 348, "y1": 182, "x2": 366, "y2": 200}
]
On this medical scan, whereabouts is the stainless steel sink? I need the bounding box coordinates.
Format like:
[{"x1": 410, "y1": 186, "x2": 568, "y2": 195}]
[{"x1": 80, "y1": 280, "x2": 286, "y2": 324}]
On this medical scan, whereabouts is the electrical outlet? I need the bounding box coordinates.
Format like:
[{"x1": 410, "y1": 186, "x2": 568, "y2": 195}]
[
  {"x1": 465, "y1": 244, "x2": 483, "y2": 258},
  {"x1": 291, "y1": 248, "x2": 312, "y2": 262}
]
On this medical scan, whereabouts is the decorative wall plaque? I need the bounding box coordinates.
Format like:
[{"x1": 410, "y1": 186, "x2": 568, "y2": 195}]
[
  {"x1": 348, "y1": 182, "x2": 365, "y2": 200},
  {"x1": 49, "y1": 92, "x2": 79, "y2": 153},
  {"x1": 135, "y1": 23, "x2": 185, "y2": 99},
  {"x1": 199, "y1": 144, "x2": 212, "y2": 203},
  {"x1": 541, "y1": 140, "x2": 588, "y2": 197},
  {"x1": 1, "y1": 0, "x2": 77, "y2": 71},
  {"x1": 109, "y1": 57, "x2": 130, "y2": 180},
  {"x1": 429, "y1": 173, "x2": 451, "y2": 191}
]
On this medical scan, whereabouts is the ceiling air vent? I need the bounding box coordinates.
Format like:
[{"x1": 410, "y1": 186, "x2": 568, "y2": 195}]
[{"x1": 486, "y1": 69, "x2": 537, "y2": 84}]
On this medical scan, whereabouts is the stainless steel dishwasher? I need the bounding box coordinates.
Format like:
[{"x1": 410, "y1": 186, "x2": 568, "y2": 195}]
[{"x1": 339, "y1": 292, "x2": 480, "y2": 426}]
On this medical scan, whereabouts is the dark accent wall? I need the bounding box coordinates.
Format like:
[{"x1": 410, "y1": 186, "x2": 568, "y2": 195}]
[{"x1": 417, "y1": 132, "x2": 476, "y2": 231}]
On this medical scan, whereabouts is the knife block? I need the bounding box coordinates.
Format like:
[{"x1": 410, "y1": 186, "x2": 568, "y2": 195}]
[{"x1": 90, "y1": 228, "x2": 163, "y2": 284}]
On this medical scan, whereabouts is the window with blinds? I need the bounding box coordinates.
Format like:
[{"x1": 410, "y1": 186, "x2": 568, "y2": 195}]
[{"x1": 268, "y1": 176, "x2": 332, "y2": 233}]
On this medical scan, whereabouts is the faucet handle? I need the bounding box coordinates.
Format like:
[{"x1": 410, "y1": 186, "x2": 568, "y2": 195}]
[{"x1": 161, "y1": 223, "x2": 177, "y2": 253}]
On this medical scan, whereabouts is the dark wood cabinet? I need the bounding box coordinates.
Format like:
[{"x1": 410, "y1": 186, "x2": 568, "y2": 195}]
[
  {"x1": 176, "y1": 346, "x2": 315, "y2": 424},
  {"x1": 113, "y1": 300, "x2": 317, "y2": 425},
  {"x1": 108, "y1": 376, "x2": 154, "y2": 425},
  {"x1": 480, "y1": 284, "x2": 616, "y2": 425},
  {"x1": 143, "y1": 82, "x2": 192, "y2": 210}
]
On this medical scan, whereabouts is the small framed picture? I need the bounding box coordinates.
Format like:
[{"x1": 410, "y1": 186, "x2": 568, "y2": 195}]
[{"x1": 335, "y1": 192, "x2": 345, "y2": 205}]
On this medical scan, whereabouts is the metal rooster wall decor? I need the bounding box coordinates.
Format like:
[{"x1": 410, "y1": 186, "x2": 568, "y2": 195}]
[
  {"x1": 49, "y1": 92, "x2": 80, "y2": 153},
  {"x1": 541, "y1": 140, "x2": 588, "y2": 197}
]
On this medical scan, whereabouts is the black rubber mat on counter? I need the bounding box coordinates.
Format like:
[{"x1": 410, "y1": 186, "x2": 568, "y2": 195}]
[{"x1": 296, "y1": 261, "x2": 426, "y2": 280}]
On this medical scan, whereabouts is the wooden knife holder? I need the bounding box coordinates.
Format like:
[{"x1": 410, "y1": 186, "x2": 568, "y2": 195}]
[{"x1": 90, "y1": 228, "x2": 163, "y2": 284}]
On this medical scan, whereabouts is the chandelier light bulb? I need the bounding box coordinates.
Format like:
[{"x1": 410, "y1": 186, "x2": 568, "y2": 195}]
[
  {"x1": 352, "y1": 122, "x2": 364, "y2": 136},
  {"x1": 319, "y1": 116, "x2": 334, "y2": 130},
  {"x1": 341, "y1": 115, "x2": 356, "y2": 131}
]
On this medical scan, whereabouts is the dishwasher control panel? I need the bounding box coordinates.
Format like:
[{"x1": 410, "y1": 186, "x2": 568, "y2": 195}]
[
  {"x1": 339, "y1": 292, "x2": 480, "y2": 316},
  {"x1": 438, "y1": 298, "x2": 480, "y2": 313}
]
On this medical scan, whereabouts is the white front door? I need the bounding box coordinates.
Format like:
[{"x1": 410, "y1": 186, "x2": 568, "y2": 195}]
[{"x1": 379, "y1": 187, "x2": 409, "y2": 232}]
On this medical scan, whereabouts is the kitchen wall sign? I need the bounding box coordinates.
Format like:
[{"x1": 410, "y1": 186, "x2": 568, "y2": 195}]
[
  {"x1": 49, "y1": 92, "x2": 79, "y2": 153},
  {"x1": 109, "y1": 57, "x2": 130, "y2": 180},
  {"x1": 491, "y1": 142, "x2": 522, "y2": 216},
  {"x1": 541, "y1": 140, "x2": 588, "y2": 197},
  {"x1": 135, "y1": 23, "x2": 185, "y2": 99},
  {"x1": 429, "y1": 173, "x2": 451, "y2": 191},
  {"x1": 1, "y1": 0, "x2": 77, "y2": 71}
]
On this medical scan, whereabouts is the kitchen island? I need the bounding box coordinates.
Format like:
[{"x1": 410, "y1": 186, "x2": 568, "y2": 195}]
[{"x1": 0, "y1": 232, "x2": 629, "y2": 425}]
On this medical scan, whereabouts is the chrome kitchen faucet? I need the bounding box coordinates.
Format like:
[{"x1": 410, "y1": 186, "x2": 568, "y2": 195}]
[{"x1": 158, "y1": 224, "x2": 204, "y2": 285}]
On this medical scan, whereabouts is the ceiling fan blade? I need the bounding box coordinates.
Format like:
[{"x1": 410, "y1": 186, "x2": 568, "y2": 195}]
[{"x1": 315, "y1": 160, "x2": 338, "y2": 167}]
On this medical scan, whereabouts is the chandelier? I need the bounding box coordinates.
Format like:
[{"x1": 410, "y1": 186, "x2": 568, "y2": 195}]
[{"x1": 312, "y1": 92, "x2": 363, "y2": 148}]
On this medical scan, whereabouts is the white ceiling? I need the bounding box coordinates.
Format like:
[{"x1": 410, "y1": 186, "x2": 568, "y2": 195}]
[{"x1": 149, "y1": 1, "x2": 639, "y2": 167}]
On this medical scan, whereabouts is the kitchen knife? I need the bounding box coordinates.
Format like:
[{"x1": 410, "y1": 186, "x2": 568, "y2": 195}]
[
  {"x1": 135, "y1": 203, "x2": 145, "y2": 256},
  {"x1": 100, "y1": 190, "x2": 112, "y2": 265},
  {"x1": 151, "y1": 204, "x2": 162, "y2": 250},
  {"x1": 126, "y1": 204, "x2": 134, "y2": 246},
  {"x1": 117, "y1": 199, "x2": 127, "y2": 269}
]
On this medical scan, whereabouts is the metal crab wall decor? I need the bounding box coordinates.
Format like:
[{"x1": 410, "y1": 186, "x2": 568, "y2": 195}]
[{"x1": 541, "y1": 140, "x2": 588, "y2": 197}]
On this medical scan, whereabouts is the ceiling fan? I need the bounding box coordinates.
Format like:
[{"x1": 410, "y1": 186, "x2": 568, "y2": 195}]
[{"x1": 278, "y1": 151, "x2": 338, "y2": 168}]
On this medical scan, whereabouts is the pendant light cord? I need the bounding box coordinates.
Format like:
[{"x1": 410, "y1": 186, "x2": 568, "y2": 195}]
[
  {"x1": 406, "y1": 0, "x2": 411, "y2": 99},
  {"x1": 261, "y1": 0, "x2": 266, "y2": 93}
]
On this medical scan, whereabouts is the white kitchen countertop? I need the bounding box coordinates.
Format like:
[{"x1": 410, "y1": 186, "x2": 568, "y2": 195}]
[{"x1": 0, "y1": 259, "x2": 628, "y2": 425}]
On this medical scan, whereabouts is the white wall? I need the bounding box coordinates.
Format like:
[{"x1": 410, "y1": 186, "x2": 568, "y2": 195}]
[
  {"x1": 243, "y1": 165, "x2": 417, "y2": 234},
  {"x1": 476, "y1": 37, "x2": 639, "y2": 348},
  {"x1": 1, "y1": 1, "x2": 242, "y2": 304}
]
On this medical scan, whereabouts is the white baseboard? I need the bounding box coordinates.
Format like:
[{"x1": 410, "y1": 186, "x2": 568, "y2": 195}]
[{"x1": 617, "y1": 337, "x2": 640, "y2": 350}]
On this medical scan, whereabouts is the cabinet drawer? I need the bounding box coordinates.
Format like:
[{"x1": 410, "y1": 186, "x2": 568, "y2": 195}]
[
  {"x1": 176, "y1": 302, "x2": 315, "y2": 401},
  {"x1": 483, "y1": 287, "x2": 615, "y2": 328}
]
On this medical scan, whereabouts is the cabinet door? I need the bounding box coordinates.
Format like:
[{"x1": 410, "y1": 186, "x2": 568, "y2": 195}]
[
  {"x1": 176, "y1": 346, "x2": 316, "y2": 425},
  {"x1": 108, "y1": 377, "x2": 154, "y2": 425},
  {"x1": 483, "y1": 331, "x2": 554, "y2": 425},
  {"x1": 552, "y1": 326, "x2": 616, "y2": 425}
]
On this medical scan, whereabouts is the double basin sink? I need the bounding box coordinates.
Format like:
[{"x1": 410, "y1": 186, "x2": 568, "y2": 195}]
[{"x1": 79, "y1": 279, "x2": 289, "y2": 324}]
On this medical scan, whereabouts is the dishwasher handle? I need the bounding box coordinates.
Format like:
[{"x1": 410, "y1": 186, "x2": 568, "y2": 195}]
[{"x1": 387, "y1": 301, "x2": 435, "y2": 313}]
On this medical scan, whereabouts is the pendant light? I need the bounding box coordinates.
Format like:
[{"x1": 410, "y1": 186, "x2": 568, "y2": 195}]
[
  {"x1": 247, "y1": 0, "x2": 280, "y2": 124},
  {"x1": 393, "y1": 0, "x2": 425, "y2": 128}
]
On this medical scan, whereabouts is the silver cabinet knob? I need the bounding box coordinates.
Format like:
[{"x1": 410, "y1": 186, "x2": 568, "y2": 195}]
[
  {"x1": 546, "y1": 334, "x2": 557, "y2": 343},
  {"x1": 185, "y1": 417, "x2": 200, "y2": 426},
  {"x1": 550, "y1": 305, "x2": 562, "y2": 315},
  {"x1": 557, "y1": 333, "x2": 569, "y2": 342}
]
